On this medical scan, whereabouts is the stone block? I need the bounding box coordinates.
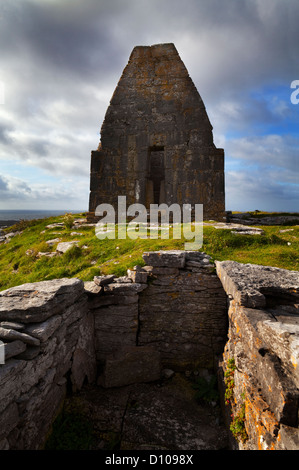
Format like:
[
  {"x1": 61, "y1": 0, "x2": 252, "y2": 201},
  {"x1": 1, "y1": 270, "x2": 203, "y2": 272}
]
[
  {"x1": 127, "y1": 268, "x2": 148, "y2": 284},
  {"x1": 104, "y1": 282, "x2": 148, "y2": 294},
  {"x1": 56, "y1": 241, "x2": 79, "y2": 253},
  {"x1": 24, "y1": 315, "x2": 62, "y2": 343},
  {"x1": 3, "y1": 340, "x2": 27, "y2": 361},
  {"x1": 84, "y1": 281, "x2": 103, "y2": 296},
  {"x1": 142, "y1": 250, "x2": 186, "y2": 268},
  {"x1": 143, "y1": 265, "x2": 180, "y2": 276},
  {"x1": 0, "y1": 402, "x2": 19, "y2": 440},
  {"x1": 215, "y1": 260, "x2": 299, "y2": 309},
  {"x1": 0, "y1": 278, "x2": 85, "y2": 323},
  {"x1": 93, "y1": 275, "x2": 115, "y2": 286},
  {"x1": 0, "y1": 327, "x2": 40, "y2": 347},
  {"x1": 101, "y1": 346, "x2": 161, "y2": 388},
  {"x1": 277, "y1": 425, "x2": 299, "y2": 450}
]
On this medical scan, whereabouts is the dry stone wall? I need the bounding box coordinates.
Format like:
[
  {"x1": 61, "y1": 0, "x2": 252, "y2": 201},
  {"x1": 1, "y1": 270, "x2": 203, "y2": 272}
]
[
  {"x1": 0, "y1": 251, "x2": 298, "y2": 450},
  {"x1": 87, "y1": 250, "x2": 228, "y2": 387},
  {"x1": 0, "y1": 278, "x2": 96, "y2": 450},
  {"x1": 216, "y1": 261, "x2": 299, "y2": 450},
  {"x1": 138, "y1": 251, "x2": 227, "y2": 370},
  {"x1": 0, "y1": 250, "x2": 227, "y2": 450}
]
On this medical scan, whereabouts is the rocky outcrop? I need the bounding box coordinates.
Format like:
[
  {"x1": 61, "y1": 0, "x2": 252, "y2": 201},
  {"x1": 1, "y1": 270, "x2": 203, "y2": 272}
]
[
  {"x1": 216, "y1": 260, "x2": 299, "y2": 450},
  {"x1": 138, "y1": 251, "x2": 228, "y2": 370},
  {"x1": 87, "y1": 250, "x2": 228, "y2": 386}
]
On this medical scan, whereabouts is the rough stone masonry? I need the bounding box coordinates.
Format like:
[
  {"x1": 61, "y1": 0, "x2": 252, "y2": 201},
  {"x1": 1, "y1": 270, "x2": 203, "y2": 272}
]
[
  {"x1": 88, "y1": 43, "x2": 225, "y2": 221},
  {"x1": 0, "y1": 252, "x2": 298, "y2": 449}
]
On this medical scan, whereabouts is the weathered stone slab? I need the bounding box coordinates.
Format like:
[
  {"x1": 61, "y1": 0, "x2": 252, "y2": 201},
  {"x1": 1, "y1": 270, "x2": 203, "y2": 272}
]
[
  {"x1": 256, "y1": 318, "x2": 299, "y2": 387},
  {"x1": 0, "y1": 359, "x2": 27, "y2": 413},
  {"x1": 3, "y1": 340, "x2": 27, "y2": 361},
  {"x1": 185, "y1": 251, "x2": 212, "y2": 262},
  {"x1": 0, "y1": 401, "x2": 19, "y2": 440},
  {"x1": 19, "y1": 382, "x2": 66, "y2": 450},
  {"x1": 0, "y1": 278, "x2": 84, "y2": 323},
  {"x1": 0, "y1": 327, "x2": 40, "y2": 346},
  {"x1": 143, "y1": 265, "x2": 180, "y2": 276},
  {"x1": 93, "y1": 275, "x2": 115, "y2": 286},
  {"x1": 71, "y1": 311, "x2": 97, "y2": 391},
  {"x1": 142, "y1": 250, "x2": 186, "y2": 268},
  {"x1": 127, "y1": 268, "x2": 148, "y2": 284},
  {"x1": 0, "y1": 321, "x2": 25, "y2": 330},
  {"x1": 101, "y1": 346, "x2": 161, "y2": 388},
  {"x1": 88, "y1": 293, "x2": 138, "y2": 309},
  {"x1": 104, "y1": 282, "x2": 148, "y2": 294},
  {"x1": 216, "y1": 260, "x2": 299, "y2": 308},
  {"x1": 46, "y1": 238, "x2": 61, "y2": 246},
  {"x1": 45, "y1": 223, "x2": 64, "y2": 229},
  {"x1": 16, "y1": 346, "x2": 40, "y2": 360},
  {"x1": 56, "y1": 241, "x2": 79, "y2": 253},
  {"x1": 84, "y1": 281, "x2": 103, "y2": 296},
  {"x1": 24, "y1": 316, "x2": 62, "y2": 343},
  {"x1": 277, "y1": 425, "x2": 299, "y2": 450},
  {"x1": 120, "y1": 376, "x2": 228, "y2": 450},
  {"x1": 94, "y1": 303, "x2": 139, "y2": 362}
]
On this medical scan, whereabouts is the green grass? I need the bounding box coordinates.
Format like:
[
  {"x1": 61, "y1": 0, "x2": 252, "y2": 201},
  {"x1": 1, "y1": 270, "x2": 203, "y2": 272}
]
[{"x1": 0, "y1": 212, "x2": 298, "y2": 291}]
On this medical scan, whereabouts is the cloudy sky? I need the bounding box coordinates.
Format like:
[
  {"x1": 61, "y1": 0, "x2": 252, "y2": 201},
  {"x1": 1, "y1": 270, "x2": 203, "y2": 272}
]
[{"x1": 0, "y1": 0, "x2": 298, "y2": 212}]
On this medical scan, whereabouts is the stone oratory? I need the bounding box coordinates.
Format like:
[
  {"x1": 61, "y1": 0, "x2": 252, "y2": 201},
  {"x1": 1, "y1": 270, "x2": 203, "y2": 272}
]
[{"x1": 88, "y1": 43, "x2": 225, "y2": 221}]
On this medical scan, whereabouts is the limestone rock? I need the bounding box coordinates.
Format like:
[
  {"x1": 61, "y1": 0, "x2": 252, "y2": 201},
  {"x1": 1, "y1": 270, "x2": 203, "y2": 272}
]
[
  {"x1": 56, "y1": 241, "x2": 79, "y2": 253},
  {"x1": 93, "y1": 275, "x2": 115, "y2": 286},
  {"x1": 127, "y1": 268, "x2": 148, "y2": 284},
  {"x1": 104, "y1": 282, "x2": 148, "y2": 294},
  {"x1": 2, "y1": 340, "x2": 27, "y2": 361},
  {"x1": 215, "y1": 260, "x2": 299, "y2": 308},
  {"x1": 84, "y1": 281, "x2": 103, "y2": 296},
  {"x1": 120, "y1": 375, "x2": 228, "y2": 450},
  {"x1": 37, "y1": 252, "x2": 57, "y2": 258},
  {"x1": 142, "y1": 250, "x2": 186, "y2": 268},
  {"x1": 0, "y1": 402, "x2": 19, "y2": 440},
  {"x1": 0, "y1": 321, "x2": 25, "y2": 330},
  {"x1": 24, "y1": 316, "x2": 62, "y2": 343},
  {"x1": 101, "y1": 346, "x2": 161, "y2": 388},
  {"x1": 0, "y1": 327, "x2": 40, "y2": 346},
  {"x1": 0, "y1": 278, "x2": 85, "y2": 323},
  {"x1": 45, "y1": 223, "x2": 64, "y2": 229}
]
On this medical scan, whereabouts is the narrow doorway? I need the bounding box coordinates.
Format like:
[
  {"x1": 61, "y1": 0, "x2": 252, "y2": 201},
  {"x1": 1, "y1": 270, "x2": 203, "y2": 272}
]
[{"x1": 146, "y1": 146, "x2": 165, "y2": 207}]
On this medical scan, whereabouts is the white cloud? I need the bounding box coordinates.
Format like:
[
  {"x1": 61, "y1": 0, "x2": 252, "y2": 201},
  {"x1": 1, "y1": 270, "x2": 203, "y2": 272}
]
[
  {"x1": 0, "y1": 173, "x2": 88, "y2": 210},
  {"x1": 225, "y1": 134, "x2": 299, "y2": 177},
  {"x1": 226, "y1": 169, "x2": 299, "y2": 212}
]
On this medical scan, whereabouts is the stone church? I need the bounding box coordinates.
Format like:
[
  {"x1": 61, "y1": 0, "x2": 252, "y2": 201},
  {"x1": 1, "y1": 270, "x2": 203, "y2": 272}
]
[{"x1": 88, "y1": 43, "x2": 225, "y2": 221}]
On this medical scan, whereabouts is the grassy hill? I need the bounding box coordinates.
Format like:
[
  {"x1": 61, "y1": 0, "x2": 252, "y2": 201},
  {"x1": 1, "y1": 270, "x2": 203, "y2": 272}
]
[{"x1": 0, "y1": 212, "x2": 298, "y2": 292}]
